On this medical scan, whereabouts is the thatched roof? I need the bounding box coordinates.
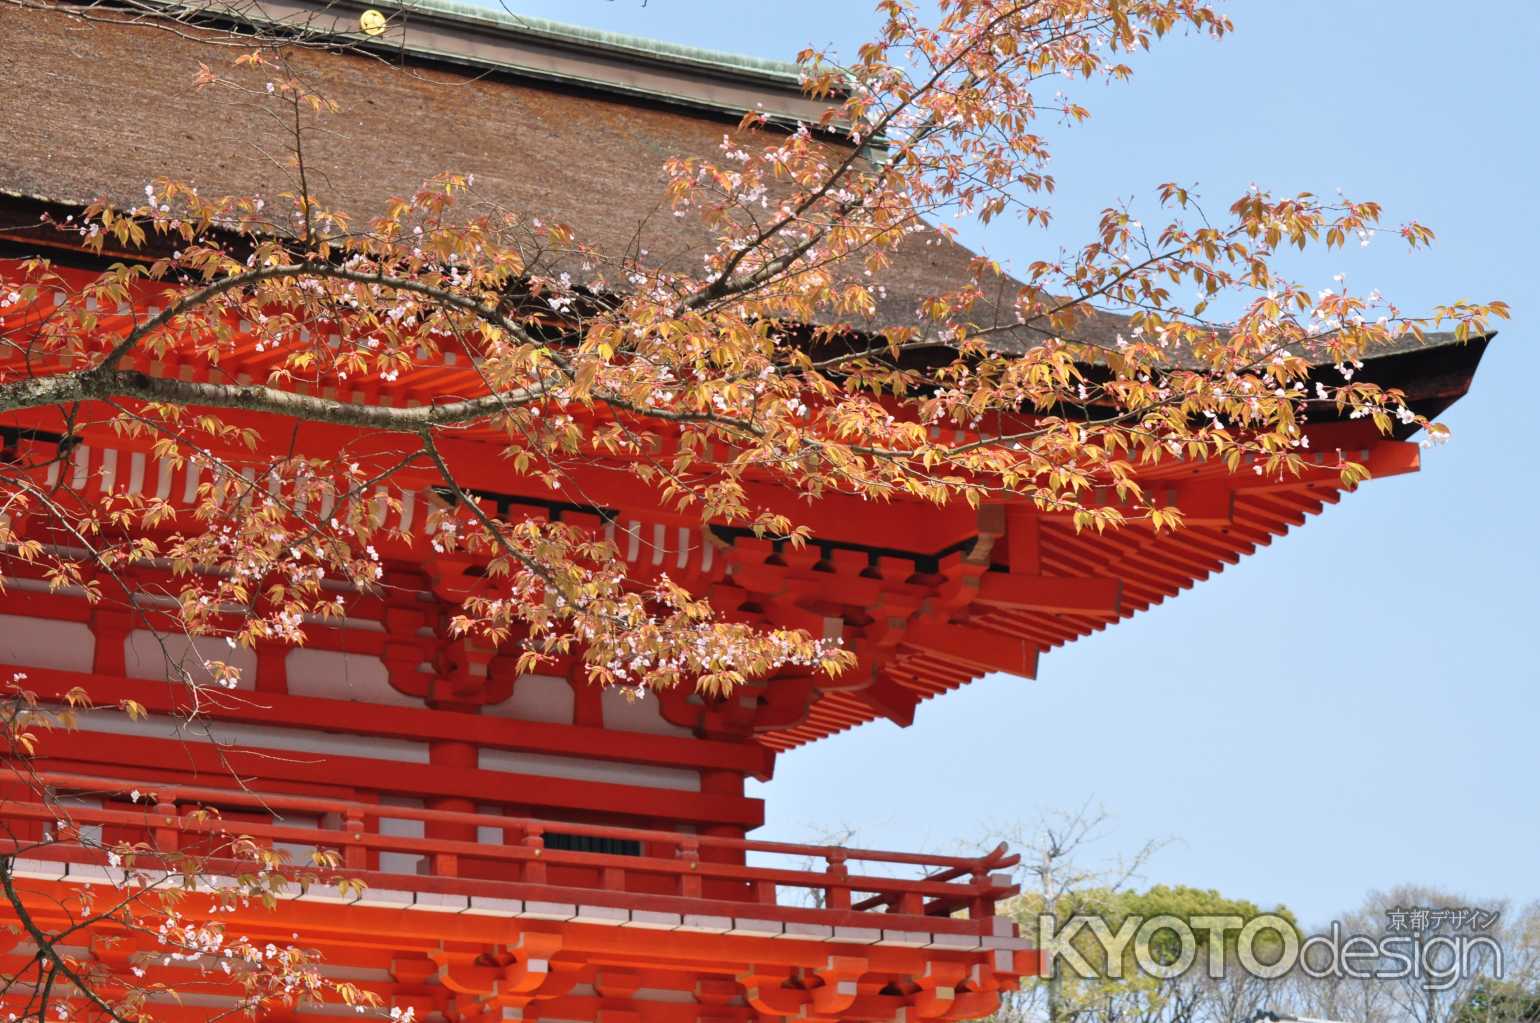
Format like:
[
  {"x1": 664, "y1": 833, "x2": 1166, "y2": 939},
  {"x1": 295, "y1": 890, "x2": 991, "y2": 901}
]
[
  {"x1": 0, "y1": 0, "x2": 1487, "y2": 389},
  {"x1": 0, "y1": 1, "x2": 1012, "y2": 332}
]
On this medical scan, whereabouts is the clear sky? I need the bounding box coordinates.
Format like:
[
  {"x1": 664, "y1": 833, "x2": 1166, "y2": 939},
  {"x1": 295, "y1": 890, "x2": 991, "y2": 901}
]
[{"x1": 488, "y1": 0, "x2": 1538, "y2": 926}]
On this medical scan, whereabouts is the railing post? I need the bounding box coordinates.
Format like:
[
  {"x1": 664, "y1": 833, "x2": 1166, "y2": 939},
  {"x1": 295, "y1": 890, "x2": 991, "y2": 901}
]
[
  {"x1": 432, "y1": 848, "x2": 459, "y2": 878},
  {"x1": 824, "y1": 849, "x2": 850, "y2": 910},
  {"x1": 522, "y1": 824, "x2": 545, "y2": 884},
  {"x1": 152, "y1": 793, "x2": 178, "y2": 853},
  {"x1": 677, "y1": 838, "x2": 701, "y2": 899},
  {"x1": 425, "y1": 740, "x2": 475, "y2": 878},
  {"x1": 969, "y1": 868, "x2": 996, "y2": 922},
  {"x1": 343, "y1": 810, "x2": 367, "y2": 870},
  {"x1": 50, "y1": 791, "x2": 78, "y2": 844}
]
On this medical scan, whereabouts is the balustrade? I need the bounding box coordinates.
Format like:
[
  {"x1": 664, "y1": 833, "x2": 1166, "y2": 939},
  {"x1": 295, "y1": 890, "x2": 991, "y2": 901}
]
[{"x1": 2, "y1": 771, "x2": 1018, "y2": 935}]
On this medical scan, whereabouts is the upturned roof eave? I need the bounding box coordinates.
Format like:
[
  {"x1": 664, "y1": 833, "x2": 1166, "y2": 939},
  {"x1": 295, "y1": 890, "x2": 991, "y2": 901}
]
[{"x1": 0, "y1": 189, "x2": 1493, "y2": 429}]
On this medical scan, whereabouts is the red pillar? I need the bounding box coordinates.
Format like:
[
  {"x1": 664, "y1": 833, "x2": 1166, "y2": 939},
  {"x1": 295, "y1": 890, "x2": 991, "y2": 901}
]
[
  {"x1": 425, "y1": 739, "x2": 477, "y2": 876},
  {"x1": 699, "y1": 768, "x2": 749, "y2": 899}
]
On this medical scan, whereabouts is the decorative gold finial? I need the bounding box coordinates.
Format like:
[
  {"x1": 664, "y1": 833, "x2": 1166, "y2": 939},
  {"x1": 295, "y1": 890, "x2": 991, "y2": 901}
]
[{"x1": 358, "y1": 8, "x2": 387, "y2": 36}]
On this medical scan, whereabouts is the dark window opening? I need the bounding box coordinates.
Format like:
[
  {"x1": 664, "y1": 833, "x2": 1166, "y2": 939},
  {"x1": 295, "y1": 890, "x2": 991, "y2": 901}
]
[{"x1": 544, "y1": 831, "x2": 642, "y2": 857}]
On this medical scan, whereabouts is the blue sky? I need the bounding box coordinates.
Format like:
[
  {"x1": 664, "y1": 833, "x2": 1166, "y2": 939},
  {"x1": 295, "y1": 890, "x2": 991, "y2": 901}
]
[{"x1": 491, "y1": 0, "x2": 1538, "y2": 925}]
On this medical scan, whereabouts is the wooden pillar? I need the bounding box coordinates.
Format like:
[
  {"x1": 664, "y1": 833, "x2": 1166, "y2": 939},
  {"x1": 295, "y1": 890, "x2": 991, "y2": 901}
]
[
  {"x1": 698, "y1": 768, "x2": 749, "y2": 899},
  {"x1": 382, "y1": 567, "x2": 433, "y2": 700},
  {"x1": 89, "y1": 607, "x2": 133, "y2": 677},
  {"x1": 571, "y1": 667, "x2": 603, "y2": 729},
  {"x1": 425, "y1": 739, "x2": 476, "y2": 877},
  {"x1": 254, "y1": 643, "x2": 288, "y2": 694}
]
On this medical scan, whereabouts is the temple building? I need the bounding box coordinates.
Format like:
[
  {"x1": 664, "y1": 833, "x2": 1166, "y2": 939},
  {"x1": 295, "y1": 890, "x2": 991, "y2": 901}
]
[{"x1": 0, "y1": 3, "x2": 1489, "y2": 1023}]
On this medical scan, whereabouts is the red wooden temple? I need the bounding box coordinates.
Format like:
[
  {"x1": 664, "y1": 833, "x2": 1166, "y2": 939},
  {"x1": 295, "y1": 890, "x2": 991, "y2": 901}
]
[{"x1": 0, "y1": 4, "x2": 1489, "y2": 1023}]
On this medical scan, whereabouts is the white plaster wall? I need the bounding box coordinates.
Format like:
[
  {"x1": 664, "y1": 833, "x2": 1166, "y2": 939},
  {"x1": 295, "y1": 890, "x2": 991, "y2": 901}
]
[
  {"x1": 478, "y1": 747, "x2": 700, "y2": 792},
  {"x1": 53, "y1": 796, "x2": 102, "y2": 846},
  {"x1": 476, "y1": 803, "x2": 506, "y2": 846},
  {"x1": 0, "y1": 614, "x2": 94, "y2": 673},
  {"x1": 285, "y1": 648, "x2": 420, "y2": 707},
  {"x1": 481, "y1": 673, "x2": 573, "y2": 724},
  {"x1": 601, "y1": 686, "x2": 693, "y2": 737},
  {"x1": 124, "y1": 629, "x2": 257, "y2": 690},
  {"x1": 377, "y1": 795, "x2": 425, "y2": 875},
  {"x1": 74, "y1": 709, "x2": 429, "y2": 763}
]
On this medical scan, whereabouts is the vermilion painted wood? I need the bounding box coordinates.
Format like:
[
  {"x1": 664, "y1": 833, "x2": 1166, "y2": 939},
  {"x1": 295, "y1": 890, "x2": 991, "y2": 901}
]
[
  {"x1": 6, "y1": 839, "x2": 1009, "y2": 935},
  {"x1": 8, "y1": 666, "x2": 774, "y2": 776},
  {"x1": 26, "y1": 732, "x2": 765, "y2": 826},
  {"x1": 19, "y1": 770, "x2": 1013, "y2": 871},
  {"x1": 0, "y1": 257, "x2": 1421, "y2": 1021},
  {"x1": 0, "y1": 892, "x2": 1042, "y2": 1023},
  {"x1": 0, "y1": 773, "x2": 1016, "y2": 932}
]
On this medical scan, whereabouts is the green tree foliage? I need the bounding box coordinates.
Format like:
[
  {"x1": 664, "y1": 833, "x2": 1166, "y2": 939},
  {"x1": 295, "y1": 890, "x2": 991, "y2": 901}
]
[
  {"x1": 1456, "y1": 980, "x2": 1540, "y2": 1023},
  {"x1": 996, "y1": 877, "x2": 1297, "y2": 1022}
]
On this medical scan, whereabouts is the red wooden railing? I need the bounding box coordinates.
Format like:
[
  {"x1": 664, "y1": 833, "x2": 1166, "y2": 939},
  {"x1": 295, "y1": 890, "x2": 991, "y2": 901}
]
[{"x1": 2, "y1": 772, "x2": 1019, "y2": 935}]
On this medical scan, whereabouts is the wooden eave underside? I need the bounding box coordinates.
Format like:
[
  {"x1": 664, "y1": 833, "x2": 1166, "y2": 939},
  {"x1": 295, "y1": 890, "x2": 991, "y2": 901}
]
[{"x1": 0, "y1": 260, "x2": 1489, "y2": 756}]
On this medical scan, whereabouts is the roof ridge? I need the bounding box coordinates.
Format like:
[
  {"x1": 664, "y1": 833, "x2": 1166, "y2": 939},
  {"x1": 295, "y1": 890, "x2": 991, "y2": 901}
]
[
  {"x1": 162, "y1": 0, "x2": 829, "y2": 119},
  {"x1": 384, "y1": 0, "x2": 805, "y2": 83}
]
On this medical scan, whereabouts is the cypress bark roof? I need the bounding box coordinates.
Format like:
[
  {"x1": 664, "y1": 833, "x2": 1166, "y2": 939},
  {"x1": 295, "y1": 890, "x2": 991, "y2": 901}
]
[
  {"x1": 0, "y1": 1, "x2": 1486, "y2": 386},
  {"x1": 1, "y1": 3, "x2": 1005, "y2": 333}
]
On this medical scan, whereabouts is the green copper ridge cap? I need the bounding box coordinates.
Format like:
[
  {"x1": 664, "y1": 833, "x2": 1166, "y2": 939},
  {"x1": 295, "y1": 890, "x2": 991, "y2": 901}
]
[
  {"x1": 385, "y1": 0, "x2": 806, "y2": 85},
  {"x1": 129, "y1": 0, "x2": 838, "y2": 120}
]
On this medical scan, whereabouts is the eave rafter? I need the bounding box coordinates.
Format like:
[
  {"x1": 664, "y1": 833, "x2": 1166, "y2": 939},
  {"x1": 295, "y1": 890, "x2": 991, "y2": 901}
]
[
  {"x1": 727, "y1": 433, "x2": 1425, "y2": 748},
  {"x1": 0, "y1": 249, "x2": 1454, "y2": 752},
  {"x1": 0, "y1": 420, "x2": 1423, "y2": 750}
]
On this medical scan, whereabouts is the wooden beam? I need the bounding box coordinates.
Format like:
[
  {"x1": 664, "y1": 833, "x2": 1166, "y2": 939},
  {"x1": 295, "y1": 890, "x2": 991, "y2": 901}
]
[
  {"x1": 1164, "y1": 480, "x2": 1235, "y2": 527},
  {"x1": 902, "y1": 622, "x2": 1037, "y2": 679},
  {"x1": 1005, "y1": 506, "x2": 1040, "y2": 574},
  {"x1": 973, "y1": 573, "x2": 1121, "y2": 617},
  {"x1": 858, "y1": 673, "x2": 918, "y2": 728},
  {"x1": 10, "y1": 665, "x2": 772, "y2": 777},
  {"x1": 33, "y1": 731, "x2": 764, "y2": 826}
]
